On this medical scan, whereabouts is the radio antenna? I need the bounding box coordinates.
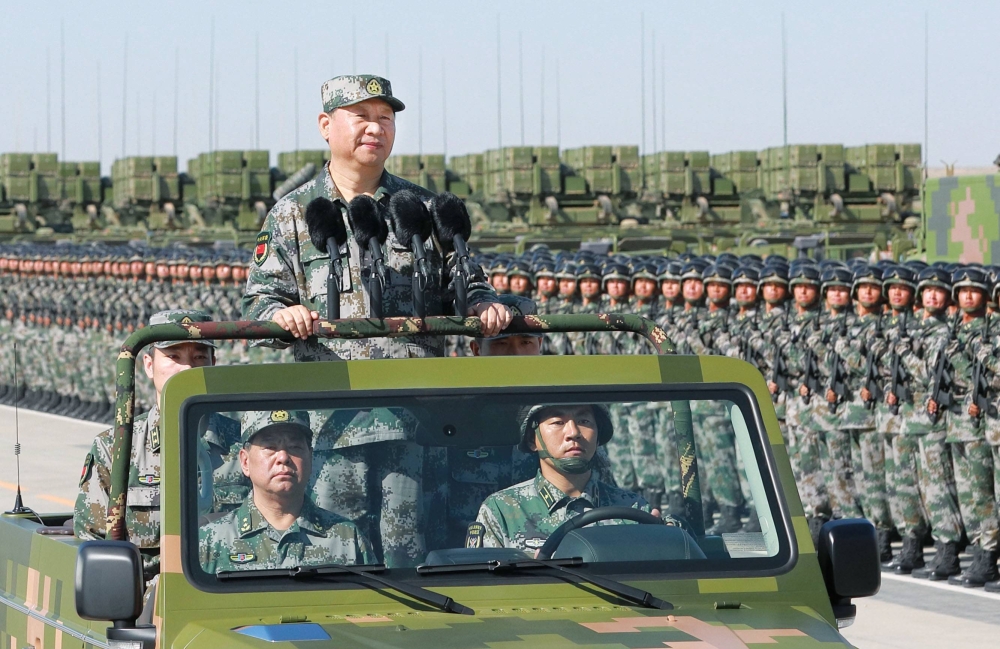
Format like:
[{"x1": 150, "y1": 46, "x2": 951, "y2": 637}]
[{"x1": 6, "y1": 342, "x2": 30, "y2": 516}]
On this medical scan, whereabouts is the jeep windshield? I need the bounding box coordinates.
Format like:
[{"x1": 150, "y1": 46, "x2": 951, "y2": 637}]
[{"x1": 180, "y1": 383, "x2": 792, "y2": 591}]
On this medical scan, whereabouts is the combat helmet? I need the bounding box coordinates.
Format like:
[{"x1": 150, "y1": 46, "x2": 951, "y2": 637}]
[
  {"x1": 732, "y1": 265, "x2": 760, "y2": 286},
  {"x1": 702, "y1": 263, "x2": 733, "y2": 286},
  {"x1": 850, "y1": 265, "x2": 883, "y2": 303},
  {"x1": 951, "y1": 266, "x2": 990, "y2": 301},
  {"x1": 881, "y1": 265, "x2": 918, "y2": 296},
  {"x1": 821, "y1": 267, "x2": 853, "y2": 293},
  {"x1": 601, "y1": 261, "x2": 631, "y2": 287},
  {"x1": 789, "y1": 264, "x2": 821, "y2": 287},
  {"x1": 916, "y1": 267, "x2": 952, "y2": 297},
  {"x1": 517, "y1": 403, "x2": 614, "y2": 454}
]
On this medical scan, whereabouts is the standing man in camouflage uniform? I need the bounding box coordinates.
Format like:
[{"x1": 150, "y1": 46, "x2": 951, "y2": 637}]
[
  {"x1": 828, "y1": 266, "x2": 895, "y2": 562},
  {"x1": 74, "y1": 310, "x2": 248, "y2": 579},
  {"x1": 871, "y1": 266, "x2": 928, "y2": 573},
  {"x1": 908, "y1": 268, "x2": 965, "y2": 580},
  {"x1": 935, "y1": 268, "x2": 997, "y2": 587},
  {"x1": 242, "y1": 75, "x2": 509, "y2": 568}
]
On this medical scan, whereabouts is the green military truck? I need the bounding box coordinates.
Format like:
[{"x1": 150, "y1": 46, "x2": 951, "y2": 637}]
[{"x1": 0, "y1": 315, "x2": 878, "y2": 649}]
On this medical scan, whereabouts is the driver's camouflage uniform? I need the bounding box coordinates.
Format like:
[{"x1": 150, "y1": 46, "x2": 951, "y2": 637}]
[
  {"x1": 470, "y1": 471, "x2": 651, "y2": 552},
  {"x1": 199, "y1": 495, "x2": 375, "y2": 573}
]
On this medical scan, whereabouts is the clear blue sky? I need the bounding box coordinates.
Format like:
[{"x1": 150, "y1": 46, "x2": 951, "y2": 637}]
[{"x1": 1, "y1": 0, "x2": 995, "y2": 174}]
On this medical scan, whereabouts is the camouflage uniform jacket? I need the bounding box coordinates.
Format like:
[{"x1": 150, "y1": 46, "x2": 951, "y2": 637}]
[
  {"x1": 719, "y1": 309, "x2": 758, "y2": 361},
  {"x1": 898, "y1": 312, "x2": 952, "y2": 436},
  {"x1": 472, "y1": 470, "x2": 650, "y2": 552},
  {"x1": 75, "y1": 406, "x2": 249, "y2": 573},
  {"x1": 199, "y1": 494, "x2": 375, "y2": 573},
  {"x1": 684, "y1": 306, "x2": 730, "y2": 356},
  {"x1": 829, "y1": 312, "x2": 885, "y2": 429},
  {"x1": 242, "y1": 165, "x2": 498, "y2": 361},
  {"x1": 944, "y1": 316, "x2": 986, "y2": 442},
  {"x1": 672, "y1": 304, "x2": 706, "y2": 355},
  {"x1": 780, "y1": 309, "x2": 822, "y2": 428},
  {"x1": 751, "y1": 305, "x2": 791, "y2": 419}
]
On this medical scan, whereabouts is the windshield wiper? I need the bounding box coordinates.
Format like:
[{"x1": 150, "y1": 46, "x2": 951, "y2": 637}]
[
  {"x1": 218, "y1": 563, "x2": 473, "y2": 615},
  {"x1": 418, "y1": 557, "x2": 672, "y2": 610}
]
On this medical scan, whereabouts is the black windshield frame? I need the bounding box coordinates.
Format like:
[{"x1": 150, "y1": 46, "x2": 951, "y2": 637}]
[{"x1": 179, "y1": 382, "x2": 796, "y2": 594}]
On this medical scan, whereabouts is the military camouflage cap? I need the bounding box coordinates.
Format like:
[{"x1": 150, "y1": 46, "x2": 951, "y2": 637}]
[
  {"x1": 482, "y1": 294, "x2": 542, "y2": 339},
  {"x1": 240, "y1": 409, "x2": 313, "y2": 446},
  {"x1": 321, "y1": 75, "x2": 405, "y2": 113},
  {"x1": 148, "y1": 309, "x2": 216, "y2": 349}
]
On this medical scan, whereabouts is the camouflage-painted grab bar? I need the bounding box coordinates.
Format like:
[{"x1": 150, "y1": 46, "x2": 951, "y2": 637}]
[{"x1": 106, "y1": 314, "x2": 702, "y2": 541}]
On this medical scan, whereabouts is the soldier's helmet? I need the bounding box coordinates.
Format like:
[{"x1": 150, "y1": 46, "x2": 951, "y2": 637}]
[
  {"x1": 657, "y1": 260, "x2": 684, "y2": 282},
  {"x1": 716, "y1": 252, "x2": 740, "y2": 266},
  {"x1": 630, "y1": 261, "x2": 659, "y2": 285},
  {"x1": 601, "y1": 261, "x2": 631, "y2": 287},
  {"x1": 680, "y1": 259, "x2": 709, "y2": 282},
  {"x1": 916, "y1": 267, "x2": 952, "y2": 297},
  {"x1": 789, "y1": 264, "x2": 821, "y2": 287},
  {"x1": 506, "y1": 260, "x2": 533, "y2": 281},
  {"x1": 532, "y1": 259, "x2": 556, "y2": 281},
  {"x1": 950, "y1": 266, "x2": 990, "y2": 299},
  {"x1": 575, "y1": 262, "x2": 602, "y2": 281},
  {"x1": 732, "y1": 265, "x2": 761, "y2": 286},
  {"x1": 904, "y1": 260, "x2": 929, "y2": 273},
  {"x1": 240, "y1": 410, "x2": 313, "y2": 446},
  {"x1": 758, "y1": 264, "x2": 790, "y2": 287},
  {"x1": 517, "y1": 403, "x2": 614, "y2": 453},
  {"x1": 739, "y1": 253, "x2": 764, "y2": 266},
  {"x1": 702, "y1": 263, "x2": 734, "y2": 286},
  {"x1": 851, "y1": 265, "x2": 883, "y2": 298},
  {"x1": 820, "y1": 267, "x2": 853, "y2": 293},
  {"x1": 881, "y1": 265, "x2": 918, "y2": 296},
  {"x1": 488, "y1": 256, "x2": 511, "y2": 276},
  {"x1": 554, "y1": 261, "x2": 576, "y2": 281}
]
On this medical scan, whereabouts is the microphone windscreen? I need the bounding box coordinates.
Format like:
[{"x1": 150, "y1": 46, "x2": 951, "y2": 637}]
[
  {"x1": 305, "y1": 197, "x2": 348, "y2": 253},
  {"x1": 388, "y1": 190, "x2": 433, "y2": 248},
  {"x1": 347, "y1": 195, "x2": 388, "y2": 246},
  {"x1": 430, "y1": 192, "x2": 472, "y2": 252}
]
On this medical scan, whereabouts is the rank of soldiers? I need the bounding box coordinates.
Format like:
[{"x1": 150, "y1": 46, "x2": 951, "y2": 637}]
[
  {"x1": 472, "y1": 246, "x2": 1000, "y2": 590},
  {"x1": 0, "y1": 243, "x2": 282, "y2": 421}
]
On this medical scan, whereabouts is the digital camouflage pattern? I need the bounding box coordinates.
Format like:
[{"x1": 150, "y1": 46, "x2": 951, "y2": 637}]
[
  {"x1": 472, "y1": 471, "x2": 651, "y2": 552},
  {"x1": 199, "y1": 494, "x2": 375, "y2": 573},
  {"x1": 320, "y1": 74, "x2": 405, "y2": 113},
  {"x1": 924, "y1": 173, "x2": 1000, "y2": 263}
]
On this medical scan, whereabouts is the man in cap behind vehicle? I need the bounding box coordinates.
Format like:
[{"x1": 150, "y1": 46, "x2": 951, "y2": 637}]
[
  {"x1": 242, "y1": 73, "x2": 510, "y2": 360},
  {"x1": 200, "y1": 410, "x2": 374, "y2": 573},
  {"x1": 469, "y1": 403, "x2": 661, "y2": 553},
  {"x1": 75, "y1": 310, "x2": 248, "y2": 579}
]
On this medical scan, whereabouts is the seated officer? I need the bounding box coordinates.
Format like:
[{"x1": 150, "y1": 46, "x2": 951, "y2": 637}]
[
  {"x1": 200, "y1": 410, "x2": 374, "y2": 573},
  {"x1": 469, "y1": 403, "x2": 658, "y2": 554},
  {"x1": 75, "y1": 310, "x2": 247, "y2": 581}
]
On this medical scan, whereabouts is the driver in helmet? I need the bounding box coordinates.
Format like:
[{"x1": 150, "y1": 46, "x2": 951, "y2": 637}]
[{"x1": 467, "y1": 404, "x2": 660, "y2": 554}]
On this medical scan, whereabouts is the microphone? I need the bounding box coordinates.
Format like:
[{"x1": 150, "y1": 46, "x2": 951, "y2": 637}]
[
  {"x1": 388, "y1": 190, "x2": 434, "y2": 318},
  {"x1": 430, "y1": 192, "x2": 473, "y2": 316},
  {"x1": 304, "y1": 197, "x2": 348, "y2": 321},
  {"x1": 347, "y1": 194, "x2": 389, "y2": 319}
]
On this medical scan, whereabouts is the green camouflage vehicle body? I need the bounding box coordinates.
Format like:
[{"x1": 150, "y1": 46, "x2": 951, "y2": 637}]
[
  {"x1": 922, "y1": 173, "x2": 1000, "y2": 264},
  {"x1": 1, "y1": 315, "x2": 870, "y2": 649}
]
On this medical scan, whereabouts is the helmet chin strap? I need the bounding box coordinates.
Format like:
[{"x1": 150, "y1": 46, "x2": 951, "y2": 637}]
[{"x1": 535, "y1": 428, "x2": 592, "y2": 475}]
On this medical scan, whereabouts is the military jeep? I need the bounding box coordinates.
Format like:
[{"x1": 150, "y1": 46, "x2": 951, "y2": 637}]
[{"x1": 0, "y1": 314, "x2": 878, "y2": 649}]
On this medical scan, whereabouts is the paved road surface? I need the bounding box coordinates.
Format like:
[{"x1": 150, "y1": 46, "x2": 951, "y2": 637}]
[
  {"x1": 2, "y1": 405, "x2": 999, "y2": 647},
  {"x1": 0, "y1": 404, "x2": 105, "y2": 513}
]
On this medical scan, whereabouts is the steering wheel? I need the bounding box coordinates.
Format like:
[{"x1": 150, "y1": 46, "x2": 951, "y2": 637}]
[{"x1": 536, "y1": 506, "x2": 662, "y2": 560}]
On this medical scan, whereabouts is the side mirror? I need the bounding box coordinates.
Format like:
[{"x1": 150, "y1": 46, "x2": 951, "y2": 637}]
[
  {"x1": 816, "y1": 519, "x2": 881, "y2": 628},
  {"x1": 76, "y1": 540, "x2": 144, "y2": 625}
]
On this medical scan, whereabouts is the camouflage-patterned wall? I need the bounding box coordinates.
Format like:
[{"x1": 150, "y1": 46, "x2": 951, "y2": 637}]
[{"x1": 923, "y1": 174, "x2": 1000, "y2": 263}]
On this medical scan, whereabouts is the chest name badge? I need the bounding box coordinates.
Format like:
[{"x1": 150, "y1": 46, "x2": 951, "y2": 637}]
[
  {"x1": 229, "y1": 552, "x2": 256, "y2": 564},
  {"x1": 524, "y1": 536, "x2": 547, "y2": 550},
  {"x1": 138, "y1": 474, "x2": 160, "y2": 486},
  {"x1": 466, "y1": 448, "x2": 491, "y2": 460}
]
